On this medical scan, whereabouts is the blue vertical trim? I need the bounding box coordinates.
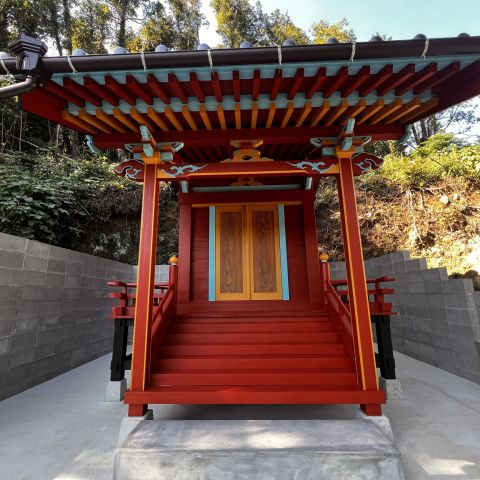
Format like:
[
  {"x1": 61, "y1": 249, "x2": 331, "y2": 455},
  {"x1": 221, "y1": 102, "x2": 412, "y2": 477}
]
[
  {"x1": 208, "y1": 206, "x2": 216, "y2": 302},
  {"x1": 278, "y1": 204, "x2": 290, "y2": 301}
]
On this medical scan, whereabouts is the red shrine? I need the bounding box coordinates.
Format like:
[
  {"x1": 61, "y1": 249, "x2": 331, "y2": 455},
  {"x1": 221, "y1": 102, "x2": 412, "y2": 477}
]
[{"x1": 2, "y1": 33, "x2": 480, "y2": 417}]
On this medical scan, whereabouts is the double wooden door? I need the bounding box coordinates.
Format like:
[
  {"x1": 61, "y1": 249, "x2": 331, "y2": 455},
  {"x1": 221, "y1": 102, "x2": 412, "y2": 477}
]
[{"x1": 215, "y1": 205, "x2": 282, "y2": 301}]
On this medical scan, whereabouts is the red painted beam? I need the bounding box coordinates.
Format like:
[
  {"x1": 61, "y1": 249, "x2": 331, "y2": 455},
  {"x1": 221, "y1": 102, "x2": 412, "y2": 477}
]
[
  {"x1": 105, "y1": 76, "x2": 136, "y2": 105},
  {"x1": 306, "y1": 67, "x2": 327, "y2": 99},
  {"x1": 413, "y1": 61, "x2": 460, "y2": 94},
  {"x1": 341, "y1": 66, "x2": 370, "y2": 97},
  {"x1": 63, "y1": 77, "x2": 102, "y2": 106},
  {"x1": 358, "y1": 65, "x2": 393, "y2": 97},
  {"x1": 179, "y1": 189, "x2": 312, "y2": 205},
  {"x1": 190, "y1": 72, "x2": 205, "y2": 103},
  {"x1": 417, "y1": 60, "x2": 480, "y2": 118},
  {"x1": 377, "y1": 64, "x2": 415, "y2": 96},
  {"x1": 270, "y1": 69, "x2": 283, "y2": 100},
  {"x1": 168, "y1": 72, "x2": 188, "y2": 103},
  {"x1": 323, "y1": 66, "x2": 349, "y2": 98},
  {"x1": 211, "y1": 71, "x2": 222, "y2": 102},
  {"x1": 126, "y1": 75, "x2": 153, "y2": 104},
  {"x1": 44, "y1": 80, "x2": 84, "y2": 106},
  {"x1": 233, "y1": 70, "x2": 241, "y2": 102},
  {"x1": 148, "y1": 76, "x2": 170, "y2": 104},
  {"x1": 92, "y1": 124, "x2": 406, "y2": 149},
  {"x1": 395, "y1": 63, "x2": 437, "y2": 95},
  {"x1": 288, "y1": 68, "x2": 304, "y2": 100},
  {"x1": 84, "y1": 77, "x2": 119, "y2": 106},
  {"x1": 252, "y1": 69, "x2": 261, "y2": 101}
]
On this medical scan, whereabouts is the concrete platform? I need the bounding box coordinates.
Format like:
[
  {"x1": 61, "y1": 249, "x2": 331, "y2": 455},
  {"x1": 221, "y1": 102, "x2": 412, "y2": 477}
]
[
  {"x1": 1, "y1": 350, "x2": 480, "y2": 479},
  {"x1": 114, "y1": 419, "x2": 404, "y2": 480}
]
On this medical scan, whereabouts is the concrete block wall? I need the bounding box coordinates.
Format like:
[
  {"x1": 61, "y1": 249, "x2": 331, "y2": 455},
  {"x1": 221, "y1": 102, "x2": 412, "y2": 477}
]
[
  {"x1": 329, "y1": 251, "x2": 480, "y2": 384},
  {"x1": 0, "y1": 232, "x2": 136, "y2": 400}
]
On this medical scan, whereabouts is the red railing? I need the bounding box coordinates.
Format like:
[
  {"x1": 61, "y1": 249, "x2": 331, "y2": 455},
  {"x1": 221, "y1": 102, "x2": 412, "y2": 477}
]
[
  {"x1": 319, "y1": 254, "x2": 396, "y2": 368},
  {"x1": 151, "y1": 265, "x2": 178, "y2": 358},
  {"x1": 107, "y1": 281, "x2": 169, "y2": 319},
  {"x1": 107, "y1": 262, "x2": 178, "y2": 381},
  {"x1": 330, "y1": 276, "x2": 395, "y2": 315}
]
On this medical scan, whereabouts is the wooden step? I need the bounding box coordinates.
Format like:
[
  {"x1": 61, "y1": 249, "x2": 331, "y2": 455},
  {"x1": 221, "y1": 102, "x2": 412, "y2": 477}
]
[
  {"x1": 125, "y1": 386, "x2": 386, "y2": 405},
  {"x1": 165, "y1": 332, "x2": 340, "y2": 345},
  {"x1": 159, "y1": 342, "x2": 347, "y2": 356},
  {"x1": 153, "y1": 355, "x2": 354, "y2": 370},
  {"x1": 169, "y1": 321, "x2": 335, "y2": 334},
  {"x1": 176, "y1": 309, "x2": 328, "y2": 318},
  {"x1": 175, "y1": 315, "x2": 330, "y2": 324},
  {"x1": 150, "y1": 369, "x2": 357, "y2": 386}
]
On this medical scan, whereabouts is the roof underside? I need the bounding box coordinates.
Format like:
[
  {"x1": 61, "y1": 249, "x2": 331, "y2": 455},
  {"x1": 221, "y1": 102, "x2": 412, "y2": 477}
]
[{"x1": 9, "y1": 36, "x2": 480, "y2": 163}]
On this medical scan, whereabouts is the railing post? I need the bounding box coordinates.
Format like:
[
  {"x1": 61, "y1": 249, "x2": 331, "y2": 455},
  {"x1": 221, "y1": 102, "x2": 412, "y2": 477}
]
[
  {"x1": 319, "y1": 252, "x2": 331, "y2": 308},
  {"x1": 373, "y1": 315, "x2": 396, "y2": 379},
  {"x1": 168, "y1": 255, "x2": 179, "y2": 317}
]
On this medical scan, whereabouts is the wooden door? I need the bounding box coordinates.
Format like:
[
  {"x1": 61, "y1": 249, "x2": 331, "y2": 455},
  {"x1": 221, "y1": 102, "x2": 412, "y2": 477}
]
[
  {"x1": 215, "y1": 205, "x2": 282, "y2": 301},
  {"x1": 215, "y1": 206, "x2": 249, "y2": 300},
  {"x1": 247, "y1": 205, "x2": 282, "y2": 300}
]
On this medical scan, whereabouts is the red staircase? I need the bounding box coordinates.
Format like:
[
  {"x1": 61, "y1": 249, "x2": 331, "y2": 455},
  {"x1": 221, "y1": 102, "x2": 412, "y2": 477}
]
[
  {"x1": 112, "y1": 265, "x2": 390, "y2": 409},
  {"x1": 133, "y1": 309, "x2": 383, "y2": 405}
]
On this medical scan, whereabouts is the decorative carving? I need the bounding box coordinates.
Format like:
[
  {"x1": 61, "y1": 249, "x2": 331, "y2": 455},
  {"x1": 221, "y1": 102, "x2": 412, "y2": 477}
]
[
  {"x1": 160, "y1": 164, "x2": 206, "y2": 178},
  {"x1": 114, "y1": 159, "x2": 144, "y2": 181},
  {"x1": 230, "y1": 177, "x2": 263, "y2": 186},
  {"x1": 222, "y1": 139, "x2": 272, "y2": 163},
  {"x1": 351, "y1": 153, "x2": 384, "y2": 176},
  {"x1": 287, "y1": 159, "x2": 337, "y2": 174}
]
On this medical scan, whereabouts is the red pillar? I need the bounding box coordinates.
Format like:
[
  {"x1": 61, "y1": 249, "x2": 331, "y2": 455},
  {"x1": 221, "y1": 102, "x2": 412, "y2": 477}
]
[
  {"x1": 128, "y1": 162, "x2": 160, "y2": 416},
  {"x1": 337, "y1": 148, "x2": 381, "y2": 416},
  {"x1": 302, "y1": 196, "x2": 323, "y2": 303},
  {"x1": 177, "y1": 204, "x2": 192, "y2": 304}
]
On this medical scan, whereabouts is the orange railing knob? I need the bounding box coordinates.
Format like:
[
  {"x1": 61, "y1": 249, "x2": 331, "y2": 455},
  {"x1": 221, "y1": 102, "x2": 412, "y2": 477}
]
[
  {"x1": 168, "y1": 255, "x2": 179, "y2": 265},
  {"x1": 319, "y1": 252, "x2": 329, "y2": 263}
]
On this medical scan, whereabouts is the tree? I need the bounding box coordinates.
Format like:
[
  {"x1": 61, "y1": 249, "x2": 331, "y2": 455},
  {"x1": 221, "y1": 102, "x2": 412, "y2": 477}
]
[
  {"x1": 257, "y1": 8, "x2": 309, "y2": 46},
  {"x1": 72, "y1": 0, "x2": 113, "y2": 54},
  {"x1": 410, "y1": 101, "x2": 480, "y2": 146},
  {"x1": 127, "y1": 0, "x2": 205, "y2": 52},
  {"x1": 211, "y1": 0, "x2": 308, "y2": 48},
  {"x1": 168, "y1": 0, "x2": 204, "y2": 50},
  {"x1": 311, "y1": 18, "x2": 355, "y2": 44},
  {"x1": 107, "y1": 0, "x2": 140, "y2": 47},
  {"x1": 211, "y1": 0, "x2": 258, "y2": 48}
]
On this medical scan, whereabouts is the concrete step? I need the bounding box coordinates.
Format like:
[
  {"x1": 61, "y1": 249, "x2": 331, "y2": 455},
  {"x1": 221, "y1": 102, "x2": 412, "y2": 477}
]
[{"x1": 114, "y1": 419, "x2": 404, "y2": 480}]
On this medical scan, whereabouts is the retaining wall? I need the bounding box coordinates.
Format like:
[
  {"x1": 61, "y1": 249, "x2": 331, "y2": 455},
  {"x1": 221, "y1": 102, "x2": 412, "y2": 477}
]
[
  {"x1": 330, "y1": 251, "x2": 480, "y2": 384},
  {"x1": 0, "y1": 232, "x2": 136, "y2": 400}
]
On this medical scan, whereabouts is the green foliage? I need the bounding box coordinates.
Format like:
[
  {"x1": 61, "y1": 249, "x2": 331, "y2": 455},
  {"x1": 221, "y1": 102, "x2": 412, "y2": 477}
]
[
  {"x1": 72, "y1": 0, "x2": 112, "y2": 53},
  {"x1": 311, "y1": 18, "x2": 355, "y2": 44},
  {"x1": 127, "y1": 0, "x2": 205, "y2": 51},
  {"x1": 363, "y1": 134, "x2": 480, "y2": 191},
  {"x1": 0, "y1": 150, "x2": 140, "y2": 245},
  {"x1": 211, "y1": 0, "x2": 309, "y2": 48},
  {"x1": 211, "y1": 0, "x2": 257, "y2": 48}
]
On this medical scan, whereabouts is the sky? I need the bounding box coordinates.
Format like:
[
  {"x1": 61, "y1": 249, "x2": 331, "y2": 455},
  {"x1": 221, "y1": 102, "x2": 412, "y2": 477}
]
[{"x1": 200, "y1": 0, "x2": 480, "y2": 46}]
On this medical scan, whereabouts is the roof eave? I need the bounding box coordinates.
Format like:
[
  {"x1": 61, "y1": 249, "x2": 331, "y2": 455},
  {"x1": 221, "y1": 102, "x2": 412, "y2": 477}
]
[{"x1": 2, "y1": 36, "x2": 480, "y2": 76}]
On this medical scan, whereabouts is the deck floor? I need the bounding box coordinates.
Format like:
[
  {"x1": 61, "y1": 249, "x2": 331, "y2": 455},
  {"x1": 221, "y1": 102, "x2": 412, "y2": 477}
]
[{"x1": 0, "y1": 351, "x2": 479, "y2": 480}]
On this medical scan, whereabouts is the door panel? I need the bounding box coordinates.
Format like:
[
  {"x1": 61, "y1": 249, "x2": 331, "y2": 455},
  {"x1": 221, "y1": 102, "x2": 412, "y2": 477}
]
[
  {"x1": 215, "y1": 205, "x2": 282, "y2": 301},
  {"x1": 216, "y1": 207, "x2": 248, "y2": 300},
  {"x1": 248, "y1": 206, "x2": 282, "y2": 300}
]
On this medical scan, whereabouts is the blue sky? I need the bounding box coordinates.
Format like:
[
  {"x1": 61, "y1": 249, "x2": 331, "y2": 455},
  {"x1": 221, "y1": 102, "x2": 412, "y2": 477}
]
[{"x1": 200, "y1": 0, "x2": 480, "y2": 45}]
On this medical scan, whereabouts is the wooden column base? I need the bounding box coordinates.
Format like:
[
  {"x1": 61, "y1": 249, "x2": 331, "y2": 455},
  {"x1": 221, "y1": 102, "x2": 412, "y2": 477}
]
[
  {"x1": 128, "y1": 403, "x2": 148, "y2": 417},
  {"x1": 361, "y1": 403, "x2": 382, "y2": 416}
]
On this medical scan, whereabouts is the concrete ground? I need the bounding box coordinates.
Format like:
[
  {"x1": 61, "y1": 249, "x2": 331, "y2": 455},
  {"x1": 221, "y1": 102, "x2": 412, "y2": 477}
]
[{"x1": 0, "y1": 351, "x2": 479, "y2": 480}]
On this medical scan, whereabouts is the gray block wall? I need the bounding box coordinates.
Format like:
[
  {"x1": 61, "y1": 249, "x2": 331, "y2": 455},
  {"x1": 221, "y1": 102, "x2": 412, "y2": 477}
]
[
  {"x1": 329, "y1": 251, "x2": 480, "y2": 385},
  {"x1": 0, "y1": 232, "x2": 136, "y2": 400}
]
